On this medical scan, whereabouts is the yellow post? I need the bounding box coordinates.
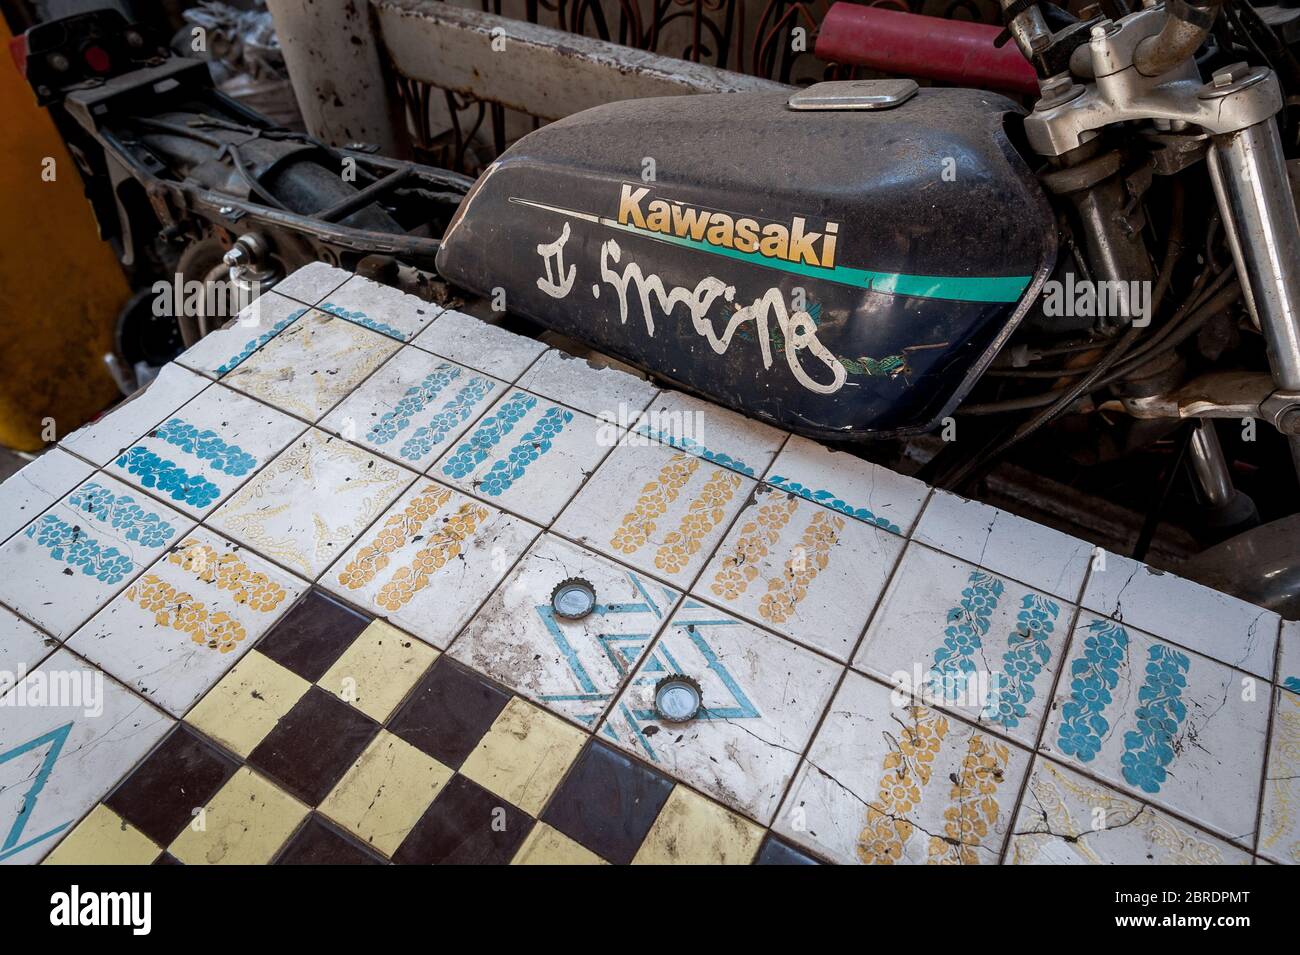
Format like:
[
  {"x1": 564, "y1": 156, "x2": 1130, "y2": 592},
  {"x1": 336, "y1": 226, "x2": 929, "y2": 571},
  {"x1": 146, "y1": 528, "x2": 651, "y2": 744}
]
[{"x1": 0, "y1": 19, "x2": 128, "y2": 451}]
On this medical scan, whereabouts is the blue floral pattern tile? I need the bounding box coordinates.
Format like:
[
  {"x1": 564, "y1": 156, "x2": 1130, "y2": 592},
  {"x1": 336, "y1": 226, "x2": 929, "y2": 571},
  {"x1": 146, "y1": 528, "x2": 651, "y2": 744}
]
[
  {"x1": 317, "y1": 274, "x2": 440, "y2": 342},
  {"x1": 173, "y1": 291, "x2": 308, "y2": 379}
]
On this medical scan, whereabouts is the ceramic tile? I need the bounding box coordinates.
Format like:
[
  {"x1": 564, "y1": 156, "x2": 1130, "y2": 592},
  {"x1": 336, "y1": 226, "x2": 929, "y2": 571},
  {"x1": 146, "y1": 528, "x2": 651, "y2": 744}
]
[
  {"x1": 774, "y1": 670, "x2": 1032, "y2": 865},
  {"x1": 321, "y1": 480, "x2": 537, "y2": 648},
  {"x1": 387, "y1": 658, "x2": 511, "y2": 769},
  {"x1": 540, "y1": 741, "x2": 675, "y2": 865},
  {"x1": 1258, "y1": 687, "x2": 1300, "y2": 864},
  {"x1": 412, "y1": 307, "x2": 547, "y2": 381},
  {"x1": 275, "y1": 814, "x2": 386, "y2": 865},
  {"x1": 0, "y1": 650, "x2": 172, "y2": 864},
  {"x1": 104, "y1": 725, "x2": 240, "y2": 847},
  {"x1": 764, "y1": 434, "x2": 928, "y2": 536},
  {"x1": 630, "y1": 390, "x2": 786, "y2": 479},
  {"x1": 209, "y1": 429, "x2": 416, "y2": 579},
  {"x1": 754, "y1": 833, "x2": 823, "y2": 865},
  {"x1": 460, "y1": 696, "x2": 586, "y2": 815},
  {"x1": 222, "y1": 307, "x2": 401, "y2": 421},
  {"x1": 451, "y1": 534, "x2": 680, "y2": 729},
  {"x1": 430, "y1": 387, "x2": 612, "y2": 526},
  {"x1": 184, "y1": 649, "x2": 311, "y2": 758},
  {"x1": 318, "y1": 348, "x2": 505, "y2": 471},
  {"x1": 270, "y1": 263, "x2": 353, "y2": 306},
  {"x1": 174, "y1": 291, "x2": 310, "y2": 379},
  {"x1": 913, "y1": 489, "x2": 1094, "y2": 601},
  {"x1": 166, "y1": 766, "x2": 308, "y2": 865},
  {"x1": 516, "y1": 348, "x2": 657, "y2": 419},
  {"x1": 632, "y1": 785, "x2": 764, "y2": 864},
  {"x1": 316, "y1": 620, "x2": 437, "y2": 722},
  {"x1": 853, "y1": 542, "x2": 1073, "y2": 747},
  {"x1": 511, "y1": 821, "x2": 607, "y2": 864},
  {"x1": 319, "y1": 729, "x2": 454, "y2": 857},
  {"x1": 317, "y1": 275, "x2": 441, "y2": 342},
  {"x1": 600, "y1": 606, "x2": 838, "y2": 824},
  {"x1": 40, "y1": 804, "x2": 161, "y2": 865},
  {"x1": 1040, "y1": 611, "x2": 1270, "y2": 844},
  {"x1": 553, "y1": 442, "x2": 754, "y2": 589},
  {"x1": 0, "y1": 606, "x2": 56, "y2": 677},
  {"x1": 1082, "y1": 551, "x2": 1278, "y2": 678},
  {"x1": 67, "y1": 527, "x2": 309, "y2": 716},
  {"x1": 0, "y1": 449, "x2": 94, "y2": 544},
  {"x1": 0, "y1": 474, "x2": 194, "y2": 639},
  {"x1": 1006, "y1": 757, "x2": 1252, "y2": 864},
  {"x1": 106, "y1": 383, "x2": 304, "y2": 518},
  {"x1": 62, "y1": 363, "x2": 210, "y2": 466},
  {"x1": 1275, "y1": 619, "x2": 1298, "y2": 693},
  {"x1": 392, "y1": 774, "x2": 533, "y2": 864},
  {"x1": 698, "y1": 486, "x2": 903, "y2": 661},
  {"x1": 254, "y1": 589, "x2": 371, "y2": 683}
]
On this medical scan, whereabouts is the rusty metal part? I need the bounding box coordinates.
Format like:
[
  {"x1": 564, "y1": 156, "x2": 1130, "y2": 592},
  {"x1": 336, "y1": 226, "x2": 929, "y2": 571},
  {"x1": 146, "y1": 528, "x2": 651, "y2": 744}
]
[
  {"x1": 1110, "y1": 370, "x2": 1275, "y2": 419},
  {"x1": 1178, "y1": 514, "x2": 1300, "y2": 619}
]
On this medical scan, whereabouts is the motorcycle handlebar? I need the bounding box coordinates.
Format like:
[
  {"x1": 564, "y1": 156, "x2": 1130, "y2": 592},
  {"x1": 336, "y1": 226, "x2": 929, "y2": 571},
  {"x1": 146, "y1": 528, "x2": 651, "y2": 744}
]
[{"x1": 1133, "y1": 0, "x2": 1224, "y2": 76}]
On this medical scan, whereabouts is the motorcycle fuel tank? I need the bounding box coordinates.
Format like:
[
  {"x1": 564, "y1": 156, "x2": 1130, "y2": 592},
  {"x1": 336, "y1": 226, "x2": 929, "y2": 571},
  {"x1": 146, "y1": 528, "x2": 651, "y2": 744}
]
[{"x1": 436, "y1": 85, "x2": 1055, "y2": 439}]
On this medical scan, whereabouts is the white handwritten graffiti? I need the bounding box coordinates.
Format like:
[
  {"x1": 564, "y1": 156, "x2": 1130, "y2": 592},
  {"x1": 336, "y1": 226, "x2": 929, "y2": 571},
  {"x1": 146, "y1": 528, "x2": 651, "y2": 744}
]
[
  {"x1": 536, "y1": 222, "x2": 577, "y2": 299},
  {"x1": 597, "y1": 238, "x2": 847, "y2": 395}
]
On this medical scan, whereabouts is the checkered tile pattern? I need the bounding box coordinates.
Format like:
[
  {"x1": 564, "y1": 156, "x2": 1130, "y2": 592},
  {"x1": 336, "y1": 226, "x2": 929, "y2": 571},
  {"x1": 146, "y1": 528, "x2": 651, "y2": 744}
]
[{"x1": 2, "y1": 266, "x2": 1293, "y2": 866}]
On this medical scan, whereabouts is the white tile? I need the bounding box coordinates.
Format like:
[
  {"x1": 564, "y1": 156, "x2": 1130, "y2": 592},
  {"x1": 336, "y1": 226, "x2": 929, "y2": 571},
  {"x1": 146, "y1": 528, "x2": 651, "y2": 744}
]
[
  {"x1": 765, "y1": 434, "x2": 928, "y2": 536},
  {"x1": 317, "y1": 274, "x2": 441, "y2": 342},
  {"x1": 323, "y1": 480, "x2": 538, "y2": 648},
  {"x1": 630, "y1": 391, "x2": 786, "y2": 479},
  {"x1": 268, "y1": 262, "x2": 352, "y2": 306},
  {"x1": 67, "y1": 527, "x2": 308, "y2": 716},
  {"x1": 208, "y1": 429, "x2": 416, "y2": 579},
  {"x1": 914, "y1": 489, "x2": 1094, "y2": 601},
  {"x1": 516, "y1": 349, "x2": 657, "y2": 419},
  {"x1": 106, "y1": 384, "x2": 304, "y2": 519},
  {"x1": 0, "y1": 475, "x2": 194, "y2": 639},
  {"x1": 1259, "y1": 687, "x2": 1300, "y2": 864},
  {"x1": 1082, "y1": 552, "x2": 1278, "y2": 678},
  {"x1": 853, "y1": 542, "x2": 1072, "y2": 747},
  {"x1": 1006, "y1": 757, "x2": 1252, "y2": 864},
  {"x1": 0, "y1": 605, "x2": 56, "y2": 676},
  {"x1": 1276, "y1": 618, "x2": 1299, "y2": 694},
  {"x1": 0, "y1": 450, "x2": 93, "y2": 544},
  {"x1": 222, "y1": 308, "x2": 401, "y2": 422},
  {"x1": 699, "y1": 486, "x2": 903, "y2": 662},
  {"x1": 452, "y1": 534, "x2": 679, "y2": 729},
  {"x1": 174, "y1": 291, "x2": 309, "y2": 379},
  {"x1": 553, "y1": 442, "x2": 753, "y2": 590},
  {"x1": 1040, "y1": 611, "x2": 1269, "y2": 844},
  {"x1": 319, "y1": 348, "x2": 505, "y2": 471},
  {"x1": 412, "y1": 308, "x2": 547, "y2": 381},
  {"x1": 0, "y1": 650, "x2": 172, "y2": 864},
  {"x1": 600, "y1": 607, "x2": 839, "y2": 824},
  {"x1": 61, "y1": 363, "x2": 209, "y2": 466},
  {"x1": 774, "y1": 670, "x2": 1032, "y2": 865},
  {"x1": 431, "y1": 387, "x2": 613, "y2": 526}
]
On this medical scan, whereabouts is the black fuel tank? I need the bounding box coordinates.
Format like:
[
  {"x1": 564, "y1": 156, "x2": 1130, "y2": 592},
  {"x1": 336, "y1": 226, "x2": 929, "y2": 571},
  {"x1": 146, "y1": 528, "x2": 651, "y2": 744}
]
[{"x1": 437, "y1": 87, "x2": 1055, "y2": 439}]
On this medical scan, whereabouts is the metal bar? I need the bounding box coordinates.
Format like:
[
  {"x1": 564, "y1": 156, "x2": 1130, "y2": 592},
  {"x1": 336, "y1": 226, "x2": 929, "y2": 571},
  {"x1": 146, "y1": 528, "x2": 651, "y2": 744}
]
[
  {"x1": 316, "y1": 166, "x2": 413, "y2": 223},
  {"x1": 369, "y1": 0, "x2": 787, "y2": 122},
  {"x1": 1188, "y1": 419, "x2": 1235, "y2": 508}
]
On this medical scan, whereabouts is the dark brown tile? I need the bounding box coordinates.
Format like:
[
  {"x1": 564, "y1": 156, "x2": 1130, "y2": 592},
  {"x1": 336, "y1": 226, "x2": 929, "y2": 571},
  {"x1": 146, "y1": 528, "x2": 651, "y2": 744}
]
[
  {"x1": 246, "y1": 687, "x2": 379, "y2": 805},
  {"x1": 392, "y1": 775, "x2": 532, "y2": 865},
  {"x1": 275, "y1": 815, "x2": 386, "y2": 865},
  {"x1": 255, "y1": 589, "x2": 370, "y2": 682},
  {"x1": 540, "y1": 741, "x2": 673, "y2": 865},
  {"x1": 153, "y1": 852, "x2": 183, "y2": 865},
  {"x1": 386, "y1": 658, "x2": 510, "y2": 768},
  {"x1": 105, "y1": 725, "x2": 239, "y2": 847},
  {"x1": 754, "y1": 833, "x2": 822, "y2": 865}
]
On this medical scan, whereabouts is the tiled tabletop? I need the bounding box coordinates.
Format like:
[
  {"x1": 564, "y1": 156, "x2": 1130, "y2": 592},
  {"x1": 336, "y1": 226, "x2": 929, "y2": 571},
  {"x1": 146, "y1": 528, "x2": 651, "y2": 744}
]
[{"x1": 1, "y1": 265, "x2": 1294, "y2": 865}]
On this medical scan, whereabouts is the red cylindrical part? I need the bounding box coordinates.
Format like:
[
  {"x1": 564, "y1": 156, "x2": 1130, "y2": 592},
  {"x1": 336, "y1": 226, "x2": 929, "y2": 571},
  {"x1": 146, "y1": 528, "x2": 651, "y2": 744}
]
[{"x1": 815, "y1": 2, "x2": 1040, "y2": 96}]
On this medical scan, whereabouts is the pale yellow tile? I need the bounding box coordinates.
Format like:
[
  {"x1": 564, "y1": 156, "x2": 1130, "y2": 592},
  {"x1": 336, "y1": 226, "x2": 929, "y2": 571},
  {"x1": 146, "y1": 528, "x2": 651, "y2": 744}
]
[
  {"x1": 319, "y1": 730, "x2": 453, "y2": 856},
  {"x1": 633, "y1": 785, "x2": 763, "y2": 865},
  {"x1": 168, "y1": 767, "x2": 307, "y2": 865},
  {"x1": 42, "y1": 805, "x2": 161, "y2": 865},
  {"x1": 185, "y1": 650, "x2": 310, "y2": 757},
  {"x1": 512, "y1": 822, "x2": 607, "y2": 865},
  {"x1": 460, "y1": 696, "x2": 586, "y2": 815},
  {"x1": 316, "y1": 620, "x2": 437, "y2": 722}
]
